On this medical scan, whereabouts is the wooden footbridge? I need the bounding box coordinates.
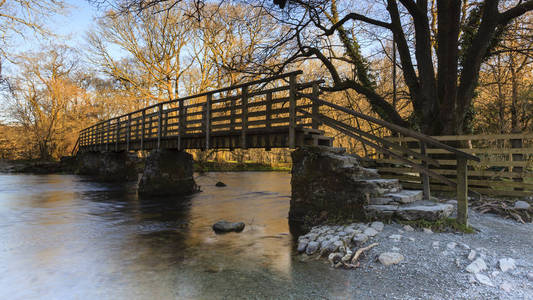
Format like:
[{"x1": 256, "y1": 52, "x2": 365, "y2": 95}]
[{"x1": 76, "y1": 71, "x2": 480, "y2": 224}]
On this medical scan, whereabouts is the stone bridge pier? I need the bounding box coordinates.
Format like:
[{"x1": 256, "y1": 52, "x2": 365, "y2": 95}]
[{"x1": 76, "y1": 149, "x2": 198, "y2": 197}]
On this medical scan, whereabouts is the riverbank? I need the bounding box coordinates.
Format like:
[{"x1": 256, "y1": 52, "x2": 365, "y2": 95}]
[{"x1": 0, "y1": 158, "x2": 291, "y2": 174}]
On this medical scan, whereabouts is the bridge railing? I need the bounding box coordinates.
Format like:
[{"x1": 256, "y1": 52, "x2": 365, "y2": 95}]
[
  {"x1": 78, "y1": 71, "x2": 322, "y2": 152},
  {"x1": 296, "y1": 89, "x2": 480, "y2": 225}
]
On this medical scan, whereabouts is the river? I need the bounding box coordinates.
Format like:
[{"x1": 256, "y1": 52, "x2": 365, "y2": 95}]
[{"x1": 0, "y1": 172, "x2": 353, "y2": 299}]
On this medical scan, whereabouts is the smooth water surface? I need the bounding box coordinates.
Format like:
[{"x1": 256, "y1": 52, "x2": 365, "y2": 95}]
[{"x1": 0, "y1": 172, "x2": 347, "y2": 299}]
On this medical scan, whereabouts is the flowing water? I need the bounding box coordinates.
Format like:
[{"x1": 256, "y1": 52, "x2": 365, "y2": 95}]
[{"x1": 0, "y1": 172, "x2": 348, "y2": 299}]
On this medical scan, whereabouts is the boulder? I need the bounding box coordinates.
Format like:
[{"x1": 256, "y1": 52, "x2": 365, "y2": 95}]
[
  {"x1": 306, "y1": 241, "x2": 319, "y2": 255},
  {"x1": 370, "y1": 221, "x2": 384, "y2": 232},
  {"x1": 212, "y1": 221, "x2": 245, "y2": 233},
  {"x1": 138, "y1": 149, "x2": 198, "y2": 197},
  {"x1": 395, "y1": 202, "x2": 454, "y2": 221},
  {"x1": 475, "y1": 274, "x2": 494, "y2": 287},
  {"x1": 215, "y1": 181, "x2": 227, "y2": 187},
  {"x1": 363, "y1": 227, "x2": 379, "y2": 237},
  {"x1": 378, "y1": 252, "x2": 404, "y2": 266}
]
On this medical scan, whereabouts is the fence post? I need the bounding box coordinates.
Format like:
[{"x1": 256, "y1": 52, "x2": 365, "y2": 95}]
[
  {"x1": 205, "y1": 93, "x2": 212, "y2": 150},
  {"x1": 157, "y1": 103, "x2": 163, "y2": 150},
  {"x1": 126, "y1": 114, "x2": 131, "y2": 151},
  {"x1": 106, "y1": 121, "x2": 109, "y2": 152},
  {"x1": 241, "y1": 86, "x2": 248, "y2": 149},
  {"x1": 420, "y1": 141, "x2": 431, "y2": 200},
  {"x1": 179, "y1": 98, "x2": 184, "y2": 151},
  {"x1": 312, "y1": 83, "x2": 320, "y2": 130},
  {"x1": 289, "y1": 74, "x2": 297, "y2": 149},
  {"x1": 456, "y1": 156, "x2": 468, "y2": 226},
  {"x1": 510, "y1": 129, "x2": 524, "y2": 191}
]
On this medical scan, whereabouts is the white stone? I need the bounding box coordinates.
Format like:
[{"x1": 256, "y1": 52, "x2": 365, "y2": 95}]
[
  {"x1": 460, "y1": 243, "x2": 470, "y2": 250},
  {"x1": 403, "y1": 225, "x2": 414, "y2": 232},
  {"x1": 391, "y1": 246, "x2": 400, "y2": 251},
  {"x1": 468, "y1": 274, "x2": 477, "y2": 284},
  {"x1": 500, "y1": 282, "x2": 512, "y2": 292},
  {"x1": 475, "y1": 274, "x2": 494, "y2": 287},
  {"x1": 363, "y1": 227, "x2": 379, "y2": 237},
  {"x1": 527, "y1": 273, "x2": 533, "y2": 281},
  {"x1": 514, "y1": 200, "x2": 531, "y2": 210},
  {"x1": 407, "y1": 237, "x2": 415, "y2": 242},
  {"x1": 389, "y1": 234, "x2": 402, "y2": 241},
  {"x1": 491, "y1": 271, "x2": 500, "y2": 278},
  {"x1": 432, "y1": 241, "x2": 440, "y2": 248},
  {"x1": 467, "y1": 250, "x2": 477, "y2": 261},
  {"x1": 466, "y1": 258, "x2": 487, "y2": 273},
  {"x1": 423, "y1": 228, "x2": 433, "y2": 234},
  {"x1": 446, "y1": 242, "x2": 457, "y2": 250},
  {"x1": 370, "y1": 221, "x2": 384, "y2": 232},
  {"x1": 378, "y1": 252, "x2": 404, "y2": 266},
  {"x1": 498, "y1": 258, "x2": 516, "y2": 272}
]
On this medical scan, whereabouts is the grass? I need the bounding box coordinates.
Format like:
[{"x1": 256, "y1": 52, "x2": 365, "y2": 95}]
[{"x1": 399, "y1": 218, "x2": 476, "y2": 233}]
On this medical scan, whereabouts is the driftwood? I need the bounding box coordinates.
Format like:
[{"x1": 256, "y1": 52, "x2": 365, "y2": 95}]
[{"x1": 471, "y1": 199, "x2": 531, "y2": 223}]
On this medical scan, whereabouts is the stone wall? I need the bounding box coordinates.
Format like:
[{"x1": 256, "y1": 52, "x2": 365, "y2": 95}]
[{"x1": 289, "y1": 146, "x2": 381, "y2": 226}]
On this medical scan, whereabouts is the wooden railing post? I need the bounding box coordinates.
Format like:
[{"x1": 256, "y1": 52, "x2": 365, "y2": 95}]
[
  {"x1": 141, "y1": 110, "x2": 145, "y2": 151},
  {"x1": 241, "y1": 86, "x2": 248, "y2": 149},
  {"x1": 205, "y1": 93, "x2": 212, "y2": 149},
  {"x1": 115, "y1": 118, "x2": 120, "y2": 151},
  {"x1": 179, "y1": 99, "x2": 184, "y2": 151},
  {"x1": 106, "y1": 121, "x2": 109, "y2": 152},
  {"x1": 457, "y1": 156, "x2": 468, "y2": 226},
  {"x1": 266, "y1": 92, "x2": 272, "y2": 129},
  {"x1": 420, "y1": 141, "x2": 431, "y2": 200},
  {"x1": 289, "y1": 74, "x2": 297, "y2": 149},
  {"x1": 126, "y1": 114, "x2": 131, "y2": 151},
  {"x1": 99, "y1": 123, "x2": 104, "y2": 152},
  {"x1": 312, "y1": 83, "x2": 320, "y2": 130},
  {"x1": 230, "y1": 93, "x2": 236, "y2": 132},
  {"x1": 157, "y1": 103, "x2": 163, "y2": 149}
]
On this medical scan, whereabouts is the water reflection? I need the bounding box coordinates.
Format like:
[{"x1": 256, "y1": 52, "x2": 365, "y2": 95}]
[{"x1": 0, "y1": 172, "x2": 305, "y2": 299}]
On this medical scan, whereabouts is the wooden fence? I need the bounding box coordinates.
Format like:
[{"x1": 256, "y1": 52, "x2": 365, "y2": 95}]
[{"x1": 374, "y1": 133, "x2": 533, "y2": 198}]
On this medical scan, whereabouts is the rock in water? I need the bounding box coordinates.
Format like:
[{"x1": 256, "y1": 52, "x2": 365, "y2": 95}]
[
  {"x1": 215, "y1": 181, "x2": 227, "y2": 187},
  {"x1": 498, "y1": 258, "x2": 516, "y2": 272},
  {"x1": 466, "y1": 258, "x2": 487, "y2": 273},
  {"x1": 378, "y1": 252, "x2": 404, "y2": 266},
  {"x1": 363, "y1": 227, "x2": 379, "y2": 237},
  {"x1": 212, "y1": 220, "x2": 245, "y2": 233}
]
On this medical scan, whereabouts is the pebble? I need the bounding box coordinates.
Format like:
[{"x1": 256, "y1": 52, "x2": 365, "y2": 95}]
[
  {"x1": 491, "y1": 271, "x2": 500, "y2": 278},
  {"x1": 403, "y1": 225, "x2": 414, "y2": 232},
  {"x1": 306, "y1": 241, "x2": 319, "y2": 255},
  {"x1": 446, "y1": 242, "x2": 457, "y2": 250},
  {"x1": 407, "y1": 237, "x2": 415, "y2": 242},
  {"x1": 389, "y1": 234, "x2": 402, "y2": 241},
  {"x1": 352, "y1": 233, "x2": 368, "y2": 245},
  {"x1": 498, "y1": 258, "x2": 516, "y2": 272},
  {"x1": 423, "y1": 228, "x2": 433, "y2": 234},
  {"x1": 475, "y1": 273, "x2": 494, "y2": 287},
  {"x1": 467, "y1": 250, "x2": 477, "y2": 261},
  {"x1": 370, "y1": 221, "x2": 384, "y2": 232},
  {"x1": 432, "y1": 241, "x2": 440, "y2": 248},
  {"x1": 378, "y1": 252, "x2": 404, "y2": 266},
  {"x1": 297, "y1": 240, "x2": 308, "y2": 252},
  {"x1": 391, "y1": 246, "x2": 400, "y2": 251},
  {"x1": 500, "y1": 282, "x2": 512, "y2": 292},
  {"x1": 363, "y1": 227, "x2": 379, "y2": 237},
  {"x1": 466, "y1": 257, "x2": 487, "y2": 274}
]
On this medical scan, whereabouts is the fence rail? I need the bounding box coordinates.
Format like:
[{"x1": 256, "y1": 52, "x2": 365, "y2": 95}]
[{"x1": 374, "y1": 133, "x2": 533, "y2": 198}]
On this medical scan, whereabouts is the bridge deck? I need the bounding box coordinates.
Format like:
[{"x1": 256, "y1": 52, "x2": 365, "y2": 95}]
[{"x1": 78, "y1": 71, "x2": 332, "y2": 153}]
